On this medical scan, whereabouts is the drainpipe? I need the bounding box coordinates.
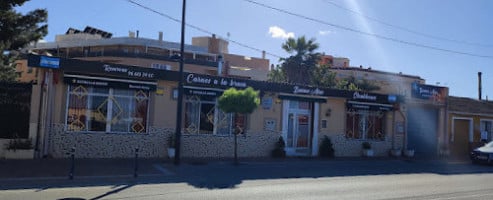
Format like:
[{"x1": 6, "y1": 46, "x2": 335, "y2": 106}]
[
  {"x1": 34, "y1": 68, "x2": 45, "y2": 158},
  {"x1": 392, "y1": 110, "x2": 396, "y2": 150},
  {"x1": 46, "y1": 72, "x2": 55, "y2": 157},
  {"x1": 398, "y1": 107, "x2": 407, "y2": 150}
]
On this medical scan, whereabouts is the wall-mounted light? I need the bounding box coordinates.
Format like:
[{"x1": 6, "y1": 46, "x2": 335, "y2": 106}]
[
  {"x1": 325, "y1": 108, "x2": 332, "y2": 117},
  {"x1": 172, "y1": 88, "x2": 179, "y2": 100}
]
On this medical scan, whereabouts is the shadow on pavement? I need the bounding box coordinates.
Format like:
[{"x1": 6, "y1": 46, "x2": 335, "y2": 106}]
[{"x1": 1, "y1": 157, "x2": 492, "y2": 191}]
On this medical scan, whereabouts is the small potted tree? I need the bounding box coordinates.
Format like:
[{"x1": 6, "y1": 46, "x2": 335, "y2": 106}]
[
  {"x1": 5, "y1": 138, "x2": 34, "y2": 159},
  {"x1": 218, "y1": 87, "x2": 260, "y2": 165},
  {"x1": 319, "y1": 136, "x2": 335, "y2": 158},
  {"x1": 362, "y1": 141, "x2": 374, "y2": 157},
  {"x1": 390, "y1": 148, "x2": 402, "y2": 157},
  {"x1": 271, "y1": 136, "x2": 286, "y2": 158},
  {"x1": 404, "y1": 149, "x2": 415, "y2": 157},
  {"x1": 167, "y1": 135, "x2": 175, "y2": 158}
]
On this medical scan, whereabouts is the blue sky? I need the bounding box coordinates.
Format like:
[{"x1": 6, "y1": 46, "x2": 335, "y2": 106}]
[{"x1": 17, "y1": 0, "x2": 493, "y2": 99}]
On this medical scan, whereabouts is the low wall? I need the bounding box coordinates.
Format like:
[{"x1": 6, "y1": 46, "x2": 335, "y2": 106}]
[
  {"x1": 181, "y1": 131, "x2": 281, "y2": 158},
  {"x1": 49, "y1": 123, "x2": 171, "y2": 158},
  {"x1": 48, "y1": 123, "x2": 281, "y2": 158},
  {"x1": 328, "y1": 133, "x2": 404, "y2": 157}
]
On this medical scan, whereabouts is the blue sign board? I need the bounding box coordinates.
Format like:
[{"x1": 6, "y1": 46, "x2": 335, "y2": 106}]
[
  {"x1": 411, "y1": 82, "x2": 446, "y2": 102},
  {"x1": 39, "y1": 56, "x2": 60, "y2": 69}
]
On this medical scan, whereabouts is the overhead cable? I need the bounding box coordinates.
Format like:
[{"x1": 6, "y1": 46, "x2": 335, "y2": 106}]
[
  {"x1": 126, "y1": 0, "x2": 283, "y2": 59},
  {"x1": 244, "y1": 0, "x2": 493, "y2": 59}
]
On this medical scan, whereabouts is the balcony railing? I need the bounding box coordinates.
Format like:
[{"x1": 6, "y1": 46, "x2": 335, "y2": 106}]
[{"x1": 58, "y1": 50, "x2": 218, "y2": 68}]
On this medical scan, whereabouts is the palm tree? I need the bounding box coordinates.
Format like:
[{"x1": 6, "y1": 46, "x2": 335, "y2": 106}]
[{"x1": 279, "y1": 36, "x2": 321, "y2": 85}]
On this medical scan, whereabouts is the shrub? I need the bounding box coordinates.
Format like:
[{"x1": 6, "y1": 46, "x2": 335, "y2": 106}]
[
  {"x1": 319, "y1": 136, "x2": 335, "y2": 158},
  {"x1": 362, "y1": 141, "x2": 371, "y2": 150},
  {"x1": 168, "y1": 135, "x2": 175, "y2": 148},
  {"x1": 6, "y1": 138, "x2": 33, "y2": 151},
  {"x1": 271, "y1": 136, "x2": 286, "y2": 158}
]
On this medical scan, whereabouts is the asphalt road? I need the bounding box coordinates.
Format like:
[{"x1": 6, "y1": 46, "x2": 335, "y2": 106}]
[
  {"x1": 1, "y1": 173, "x2": 493, "y2": 200},
  {"x1": 1, "y1": 159, "x2": 493, "y2": 200}
]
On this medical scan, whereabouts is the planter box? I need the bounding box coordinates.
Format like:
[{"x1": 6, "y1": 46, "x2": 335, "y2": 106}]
[
  {"x1": 362, "y1": 149, "x2": 374, "y2": 157},
  {"x1": 4, "y1": 149, "x2": 34, "y2": 159},
  {"x1": 167, "y1": 148, "x2": 175, "y2": 158}
]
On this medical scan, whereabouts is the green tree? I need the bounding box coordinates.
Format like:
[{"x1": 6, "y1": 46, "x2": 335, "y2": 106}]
[
  {"x1": 357, "y1": 79, "x2": 381, "y2": 92},
  {"x1": 0, "y1": 0, "x2": 47, "y2": 81},
  {"x1": 336, "y1": 79, "x2": 360, "y2": 91},
  {"x1": 267, "y1": 64, "x2": 286, "y2": 83},
  {"x1": 278, "y1": 36, "x2": 321, "y2": 85},
  {"x1": 337, "y1": 76, "x2": 380, "y2": 92},
  {"x1": 217, "y1": 87, "x2": 260, "y2": 164},
  {"x1": 311, "y1": 64, "x2": 338, "y2": 88}
]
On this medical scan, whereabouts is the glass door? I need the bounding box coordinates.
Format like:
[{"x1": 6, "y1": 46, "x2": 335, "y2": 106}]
[{"x1": 285, "y1": 100, "x2": 312, "y2": 156}]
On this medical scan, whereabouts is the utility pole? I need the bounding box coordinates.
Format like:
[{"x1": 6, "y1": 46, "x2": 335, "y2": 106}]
[
  {"x1": 174, "y1": 0, "x2": 186, "y2": 165},
  {"x1": 478, "y1": 72, "x2": 482, "y2": 100}
]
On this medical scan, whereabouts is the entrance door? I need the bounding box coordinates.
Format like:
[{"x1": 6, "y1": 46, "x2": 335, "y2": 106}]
[
  {"x1": 286, "y1": 113, "x2": 310, "y2": 155},
  {"x1": 451, "y1": 119, "x2": 471, "y2": 160},
  {"x1": 283, "y1": 100, "x2": 313, "y2": 156},
  {"x1": 407, "y1": 107, "x2": 438, "y2": 157}
]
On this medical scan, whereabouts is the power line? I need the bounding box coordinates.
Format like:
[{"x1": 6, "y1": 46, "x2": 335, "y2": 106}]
[
  {"x1": 322, "y1": 0, "x2": 493, "y2": 48},
  {"x1": 126, "y1": 0, "x2": 283, "y2": 59},
  {"x1": 243, "y1": 0, "x2": 493, "y2": 59}
]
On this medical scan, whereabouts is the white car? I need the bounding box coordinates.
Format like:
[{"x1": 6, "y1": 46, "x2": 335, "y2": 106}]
[{"x1": 470, "y1": 141, "x2": 493, "y2": 164}]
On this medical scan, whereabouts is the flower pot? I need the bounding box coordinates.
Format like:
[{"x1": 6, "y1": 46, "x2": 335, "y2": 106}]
[
  {"x1": 167, "y1": 148, "x2": 175, "y2": 158},
  {"x1": 363, "y1": 149, "x2": 374, "y2": 157},
  {"x1": 390, "y1": 149, "x2": 402, "y2": 157},
  {"x1": 4, "y1": 149, "x2": 34, "y2": 159},
  {"x1": 404, "y1": 149, "x2": 415, "y2": 157},
  {"x1": 439, "y1": 149, "x2": 450, "y2": 157}
]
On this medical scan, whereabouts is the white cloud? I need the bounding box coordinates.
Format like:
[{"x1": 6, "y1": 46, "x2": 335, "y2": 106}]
[
  {"x1": 268, "y1": 26, "x2": 295, "y2": 39},
  {"x1": 318, "y1": 30, "x2": 333, "y2": 36}
]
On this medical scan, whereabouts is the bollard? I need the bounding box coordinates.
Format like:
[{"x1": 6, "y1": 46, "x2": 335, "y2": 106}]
[
  {"x1": 134, "y1": 148, "x2": 139, "y2": 178},
  {"x1": 69, "y1": 147, "x2": 75, "y2": 180}
]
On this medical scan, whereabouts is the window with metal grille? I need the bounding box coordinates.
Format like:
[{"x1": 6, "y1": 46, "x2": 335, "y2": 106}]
[
  {"x1": 65, "y1": 85, "x2": 149, "y2": 133},
  {"x1": 346, "y1": 109, "x2": 385, "y2": 140},
  {"x1": 184, "y1": 94, "x2": 247, "y2": 135}
]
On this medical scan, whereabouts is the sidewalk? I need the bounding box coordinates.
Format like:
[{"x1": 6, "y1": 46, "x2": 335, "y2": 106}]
[
  {"x1": 0, "y1": 158, "x2": 171, "y2": 180},
  {"x1": 1, "y1": 156, "x2": 491, "y2": 190},
  {"x1": 0, "y1": 156, "x2": 483, "y2": 182}
]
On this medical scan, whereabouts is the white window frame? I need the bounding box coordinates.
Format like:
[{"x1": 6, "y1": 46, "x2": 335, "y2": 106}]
[{"x1": 480, "y1": 119, "x2": 493, "y2": 140}]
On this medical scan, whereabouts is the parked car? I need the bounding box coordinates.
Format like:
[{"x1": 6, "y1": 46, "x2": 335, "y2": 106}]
[{"x1": 470, "y1": 141, "x2": 493, "y2": 164}]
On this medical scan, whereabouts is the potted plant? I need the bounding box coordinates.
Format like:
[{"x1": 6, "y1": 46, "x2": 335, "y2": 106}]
[
  {"x1": 167, "y1": 135, "x2": 176, "y2": 158},
  {"x1": 4, "y1": 138, "x2": 34, "y2": 159},
  {"x1": 439, "y1": 143, "x2": 450, "y2": 157},
  {"x1": 362, "y1": 141, "x2": 374, "y2": 157},
  {"x1": 271, "y1": 136, "x2": 286, "y2": 158},
  {"x1": 404, "y1": 149, "x2": 415, "y2": 157},
  {"x1": 319, "y1": 136, "x2": 335, "y2": 158},
  {"x1": 390, "y1": 148, "x2": 402, "y2": 157}
]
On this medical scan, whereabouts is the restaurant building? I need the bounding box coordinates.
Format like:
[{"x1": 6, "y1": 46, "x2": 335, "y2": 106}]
[
  {"x1": 7, "y1": 27, "x2": 449, "y2": 159},
  {"x1": 25, "y1": 54, "x2": 403, "y2": 158}
]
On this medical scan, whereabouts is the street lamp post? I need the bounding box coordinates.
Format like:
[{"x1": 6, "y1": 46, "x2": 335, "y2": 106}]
[{"x1": 174, "y1": 0, "x2": 186, "y2": 165}]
